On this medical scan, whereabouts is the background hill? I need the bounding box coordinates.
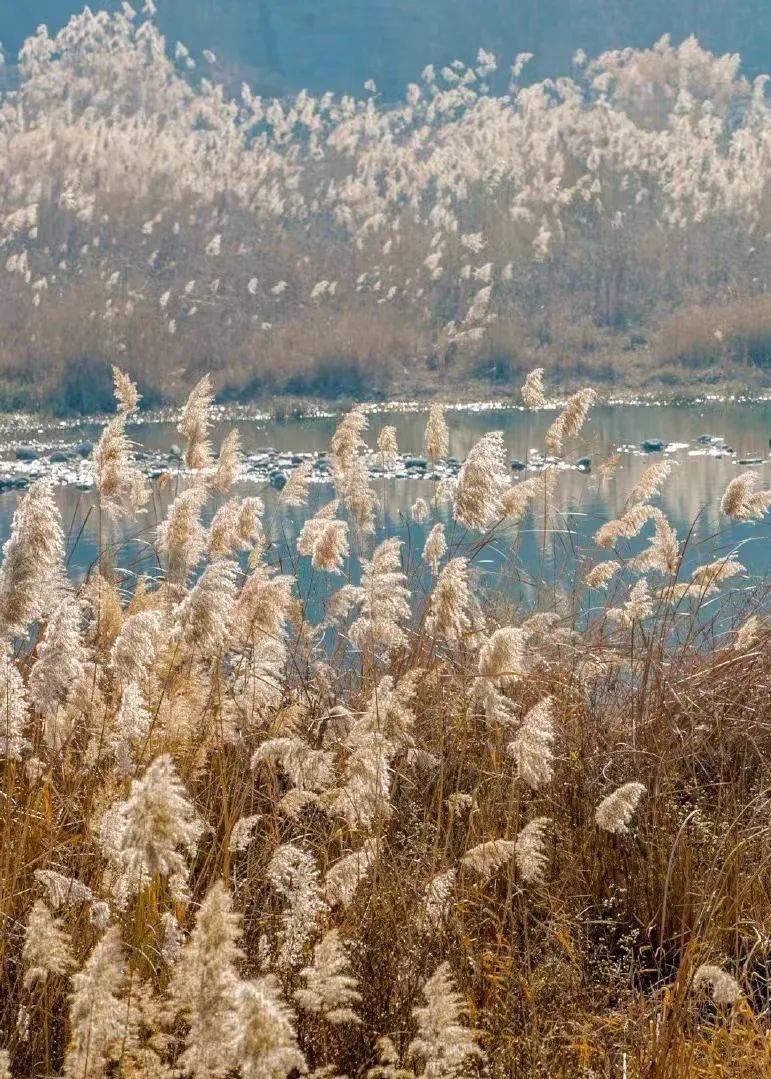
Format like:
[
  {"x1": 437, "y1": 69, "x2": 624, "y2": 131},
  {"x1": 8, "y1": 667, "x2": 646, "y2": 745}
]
[
  {"x1": 0, "y1": 4, "x2": 768, "y2": 410},
  {"x1": 2, "y1": 1, "x2": 770, "y2": 98}
]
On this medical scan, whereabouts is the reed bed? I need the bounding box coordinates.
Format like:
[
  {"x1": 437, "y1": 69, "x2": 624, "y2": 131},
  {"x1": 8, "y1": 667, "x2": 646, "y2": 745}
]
[
  {"x1": 1, "y1": 9, "x2": 770, "y2": 409},
  {"x1": 0, "y1": 368, "x2": 768, "y2": 1076}
]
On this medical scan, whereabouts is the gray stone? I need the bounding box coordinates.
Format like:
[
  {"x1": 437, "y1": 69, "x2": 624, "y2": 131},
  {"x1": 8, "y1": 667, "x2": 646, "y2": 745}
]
[{"x1": 14, "y1": 446, "x2": 39, "y2": 461}]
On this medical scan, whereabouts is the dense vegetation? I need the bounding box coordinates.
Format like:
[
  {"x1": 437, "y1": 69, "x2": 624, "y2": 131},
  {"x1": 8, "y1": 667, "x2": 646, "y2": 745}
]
[
  {"x1": 0, "y1": 368, "x2": 769, "y2": 1076},
  {"x1": 0, "y1": 8, "x2": 770, "y2": 411}
]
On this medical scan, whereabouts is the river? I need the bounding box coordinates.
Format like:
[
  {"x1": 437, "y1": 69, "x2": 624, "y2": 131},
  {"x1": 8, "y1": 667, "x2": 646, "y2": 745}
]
[{"x1": 0, "y1": 399, "x2": 767, "y2": 613}]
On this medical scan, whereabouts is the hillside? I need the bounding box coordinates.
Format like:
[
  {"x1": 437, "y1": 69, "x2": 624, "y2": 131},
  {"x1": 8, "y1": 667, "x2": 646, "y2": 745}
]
[
  {"x1": 3, "y1": 1, "x2": 770, "y2": 98},
  {"x1": 0, "y1": 5, "x2": 769, "y2": 412}
]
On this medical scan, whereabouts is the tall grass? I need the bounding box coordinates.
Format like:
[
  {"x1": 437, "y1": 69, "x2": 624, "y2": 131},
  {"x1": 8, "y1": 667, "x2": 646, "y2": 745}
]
[
  {"x1": 0, "y1": 9, "x2": 770, "y2": 408},
  {"x1": 0, "y1": 369, "x2": 768, "y2": 1076}
]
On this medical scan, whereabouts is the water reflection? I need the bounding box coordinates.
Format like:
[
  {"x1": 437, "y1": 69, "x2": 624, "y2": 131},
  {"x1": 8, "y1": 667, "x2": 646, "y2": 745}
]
[{"x1": 0, "y1": 401, "x2": 767, "y2": 600}]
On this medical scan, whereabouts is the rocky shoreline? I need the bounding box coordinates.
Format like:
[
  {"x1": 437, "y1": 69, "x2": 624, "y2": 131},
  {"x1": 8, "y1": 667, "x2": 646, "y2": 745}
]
[{"x1": 0, "y1": 430, "x2": 764, "y2": 495}]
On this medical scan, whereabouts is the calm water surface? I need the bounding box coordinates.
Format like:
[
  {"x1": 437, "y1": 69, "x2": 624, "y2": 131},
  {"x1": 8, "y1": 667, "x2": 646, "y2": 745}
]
[{"x1": 0, "y1": 400, "x2": 768, "y2": 613}]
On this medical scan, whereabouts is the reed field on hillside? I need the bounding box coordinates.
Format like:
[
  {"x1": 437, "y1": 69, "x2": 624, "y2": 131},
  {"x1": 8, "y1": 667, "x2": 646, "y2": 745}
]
[
  {"x1": 1, "y1": 7, "x2": 771, "y2": 408},
  {"x1": 0, "y1": 367, "x2": 768, "y2": 1077}
]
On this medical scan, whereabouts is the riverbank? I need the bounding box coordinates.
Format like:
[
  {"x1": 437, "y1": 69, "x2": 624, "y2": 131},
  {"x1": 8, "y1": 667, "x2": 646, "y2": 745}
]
[{"x1": 0, "y1": 384, "x2": 769, "y2": 436}]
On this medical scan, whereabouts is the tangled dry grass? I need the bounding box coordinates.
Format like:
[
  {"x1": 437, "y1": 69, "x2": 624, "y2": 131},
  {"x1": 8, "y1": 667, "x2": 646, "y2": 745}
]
[{"x1": 0, "y1": 368, "x2": 769, "y2": 1078}]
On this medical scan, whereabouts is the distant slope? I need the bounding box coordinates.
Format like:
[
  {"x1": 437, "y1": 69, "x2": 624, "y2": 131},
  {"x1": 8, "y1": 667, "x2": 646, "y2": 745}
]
[{"x1": 2, "y1": 1, "x2": 769, "y2": 98}]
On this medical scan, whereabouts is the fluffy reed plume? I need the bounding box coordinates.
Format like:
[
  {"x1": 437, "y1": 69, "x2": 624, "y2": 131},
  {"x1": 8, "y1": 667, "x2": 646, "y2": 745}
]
[
  {"x1": 169, "y1": 880, "x2": 243, "y2": 1078},
  {"x1": 595, "y1": 782, "x2": 646, "y2": 835},
  {"x1": 22, "y1": 900, "x2": 75, "y2": 988},
  {"x1": 253, "y1": 736, "x2": 335, "y2": 792},
  {"x1": 408, "y1": 962, "x2": 484, "y2": 1078},
  {"x1": 94, "y1": 413, "x2": 149, "y2": 520},
  {"x1": 171, "y1": 558, "x2": 238, "y2": 654},
  {"x1": 626, "y1": 460, "x2": 672, "y2": 507},
  {"x1": 209, "y1": 496, "x2": 264, "y2": 559},
  {"x1": 324, "y1": 841, "x2": 378, "y2": 909},
  {"x1": 110, "y1": 681, "x2": 151, "y2": 776},
  {"x1": 99, "y1": 754, "x2": 202, "y2": 902},
  {"x1": 478, "y1": 627, "x2": 527, "y2": 686},
  {"x1": 156, "y1": 482, "x2": 207, "y2": 585},
  {"x1": 330, "y1": 722, "x2": 396, "y2": 832},
  {"x1": 28, "y1": 598, "x2": 86, "y2": 747},
  {"x1": 608, "y1": 579, "x2": 653, "y2": 626},
  {"x1": 339, "y1": 454, "x2": 378, "y2": 535},
  {"x1": 295, "y1": 928, "x2": 362, "y2": 1025},
  {"x1": 695, "y1": 555, "x2": 745, "y2": 591},
  {"x1": 423, "y1": 523, "x2": 447, "y2": 575},
  {"x1": 545, "y1": 389, "x2": 595, "y2": 454},
  {"x1": 434, "y1": 476, "x2": 458, "y2": 507},
  {"x1": 585, "y1": 561, "x2": 618, "y2": 590},
  {"x1": 0, "y1": 481, "x2": 64, "y2": 637},
  {"x1": 94, "y1": 370, "x2": 148, "y2": 517},
  {"x1": 377, "y1": 425, "x2": 400, "y2": 470},
  {"x1": 594, "y1": 503, "x2": 659, "y2": 549},
  {"x1": 720, "y1": 472, "x2": 771, "y2": 521},
  {"x1": 349, "y1": 537, "x2": 411, "y2": 651},
  {"x1": 112, "y1": 365, "x2": 140, "y2": 414},
  {"x1": 297, "y1": 502, "x2": 350, "y2": 573},
  {"x1": 424, "y1": 404, "x2": 449, "y2": 460},
  {"x1": 411, "y1": 497, "x2": 429, "y2": 524},
  {"x1": 34, "y1": 870, "x2": 94, "y2": 910},
  {"x1": 179, "y1": 374, "x2": 215, "y2": 471},
  {"x1": 515, "y1": 817, "x2": 550, "y2": 884},
  {"x1": 0, "y1": 651, "x2": 29, "y2": 760},
  {"x1": 368, "y1": 1037, "x2": 407, "y2": 1079},
  {"x1": 228, "y1": 814, "x2": 262, "y2": 853},
  {"x1": 213, "y1": 428, "x2": 242, "y2": 491},
  {"x1": 631, "y1": 512, "x2": 679, "y2": 576},
  {"x1": 267, "y1": 844, "x2": 327, "y2": 970},
  {"x1": 0, "y1": 1052, "x2": 9, "y2": 1079},
  {"x1": 110, "y1": 609, "x2": 162, "y2": 685},
  {"x1": 521, "y1": 367, "x2": 546, "y2": 409},
  {"x1": 63, "y1": 927, "x2": 125, "y2": 1079},
  {"x1": 453, "y1": 431, "x2": 508, "y2": 530},
  {"x1": 500, "y1": 474, "x2": 542, "y2": 520},
  {"x1": 330, "y1": 408, "x2": 368, "y2": 471},
  {"x1": 236, "y1": 977, "x2": 307, "y2": 1079},
  {"x1": 426, "y1": 558, "x2": 471, "y2": 642},
  {"x1": 280, "y1": 460, "x2": 313, "y2": 508},
  {"x1": 692, "y1": 964, "x2": 743, "y2": 1006},
  {"x1": 735, "y1": 614, "x2": 761, "y2": 651},
  {"x1": 462, "y1": 839, "x2": 516, "y2": 881},
  {"x1": 597, "y1": 454, "x2": 622, "y2": 480},
  {"x1": 507, "y1": 698, "x2": 554, "y2": 790},
  {"x1": 423, "y1": 869, "x2": 458, "y2": 928}
]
